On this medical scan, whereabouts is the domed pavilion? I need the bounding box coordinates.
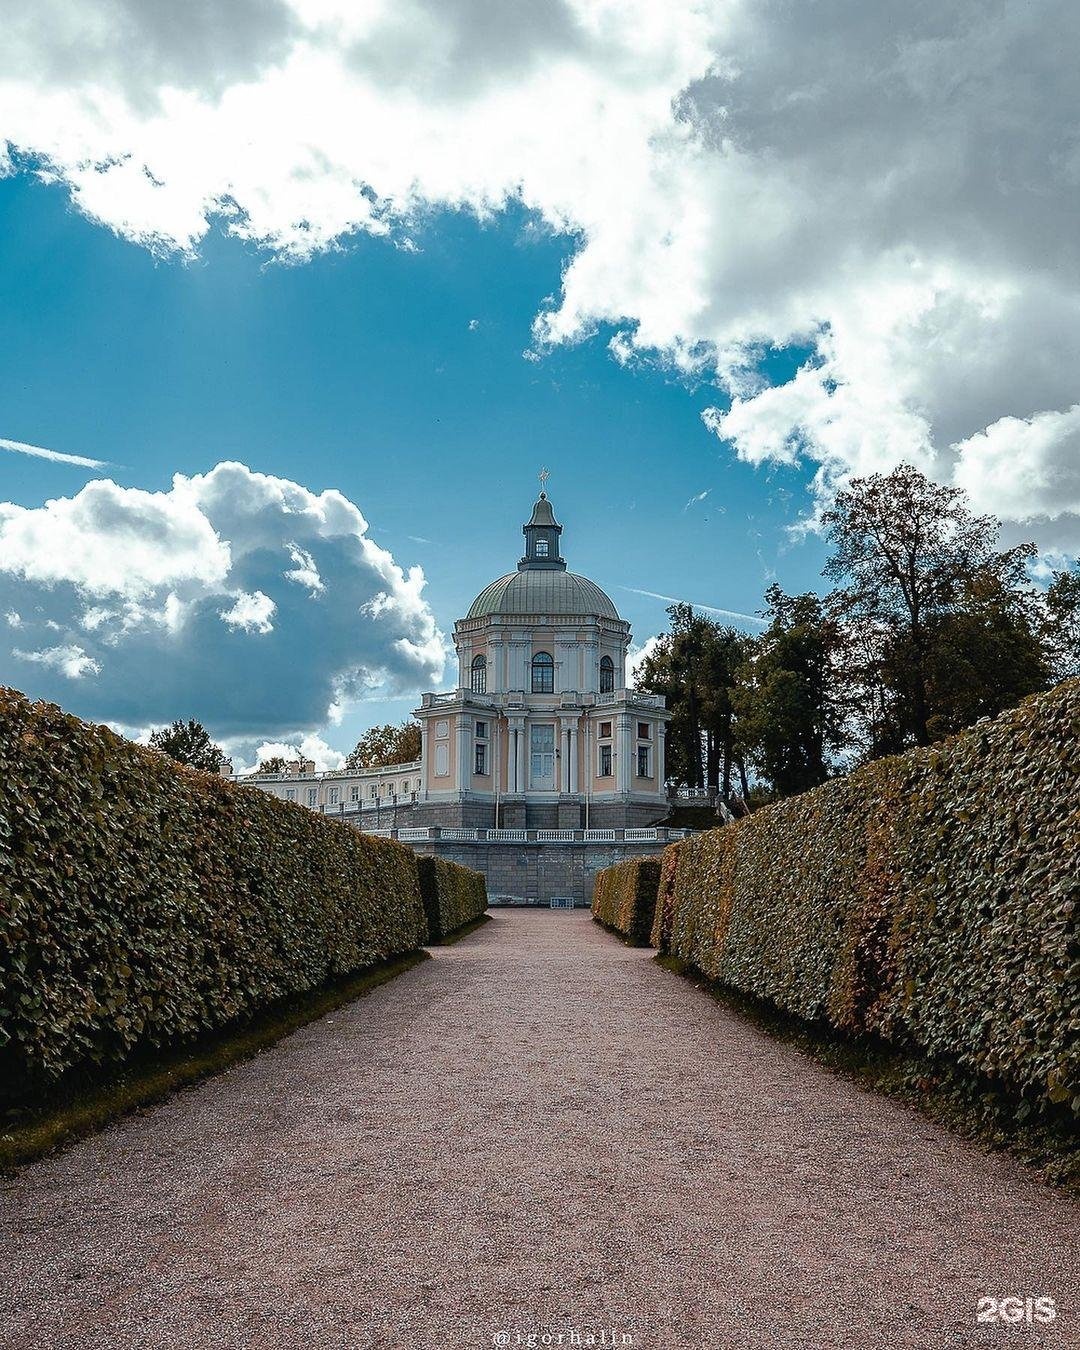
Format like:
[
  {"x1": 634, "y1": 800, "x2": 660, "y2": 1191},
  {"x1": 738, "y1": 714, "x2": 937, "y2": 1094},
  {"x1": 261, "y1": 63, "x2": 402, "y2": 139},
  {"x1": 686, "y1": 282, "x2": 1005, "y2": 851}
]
[{"x1": 414, "y1": 489, "x2": 671, "y2": 830}]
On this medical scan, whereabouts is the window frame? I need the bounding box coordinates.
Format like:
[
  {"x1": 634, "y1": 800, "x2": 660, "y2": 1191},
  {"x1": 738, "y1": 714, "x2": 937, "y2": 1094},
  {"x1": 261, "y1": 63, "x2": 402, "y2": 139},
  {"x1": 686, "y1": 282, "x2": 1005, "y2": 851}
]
[
  {"x1": 599, "y1": 654, "x2": 615, "y2": 694},
  {"x1": 474, "y1": 742, "x2": 488, "y2": 776},
  {"x1": 599, "y1": 744, "x2": 613, "y2": 777},
  {"x1": 531, "y1": 649, "x2": 555, "y2": 693},
  {"x1": 636, "y1": 745, "x2": 650, "y2": 778},
  {"x1": 470, "y1": 653, "x2": 487, "y2": 694}
]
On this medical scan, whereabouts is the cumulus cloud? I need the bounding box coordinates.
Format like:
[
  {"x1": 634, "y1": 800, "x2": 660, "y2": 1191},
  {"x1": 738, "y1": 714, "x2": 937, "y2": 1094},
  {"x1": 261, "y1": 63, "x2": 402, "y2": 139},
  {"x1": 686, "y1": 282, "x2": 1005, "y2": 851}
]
[
  {"x1": 219, "y1": 590, "x2": 276, "y2": 634},
  {"x1": 13, "y1": 644, "x2": 102, "y2": 678},
  {"x1": 0, "y1": 461, "x2": 445, "y2": 738},
  {"x1": 3, "y1": 2, "x2": 1080, "y2": 548},
  {"x1": 240, "y1": 732, "x2": 346, "y2": 775},
  {"x1": 626, "y1": 635, "x2": 664, "y2": 686}
]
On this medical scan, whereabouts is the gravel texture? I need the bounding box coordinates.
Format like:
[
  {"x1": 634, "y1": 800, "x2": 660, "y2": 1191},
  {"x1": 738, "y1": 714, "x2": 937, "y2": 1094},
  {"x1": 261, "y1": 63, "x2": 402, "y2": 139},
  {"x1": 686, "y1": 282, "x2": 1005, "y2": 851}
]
[{"x1": 2, "y1": 910, "x2": 1077, "y2": 1350}]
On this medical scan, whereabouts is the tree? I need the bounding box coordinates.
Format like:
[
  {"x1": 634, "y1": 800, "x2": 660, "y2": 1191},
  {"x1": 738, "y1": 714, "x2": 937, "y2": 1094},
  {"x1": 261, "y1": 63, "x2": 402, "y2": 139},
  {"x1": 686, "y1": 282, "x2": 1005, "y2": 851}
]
[
  {"x1": 823, "y1": 464, "x2": 1048, "y2": 750},
  {"x1": 1045, "y1": 566, "x2": 1080, "y2": 682},
  {"x1": 256, "y1": 755, "x2": 290, "y2": 774},
  {"x1": 345, "y1": 720, "x2": 422, "y2": 771},
  {"x1": 634, "y1": 604, "x2": 752, "y2": 797},
  {"x1": 734, "y1": 587, "x2": 843, "y2": 798},
  {"x1": 148, "y1": 719, "x2": 228, "y2": 773}
]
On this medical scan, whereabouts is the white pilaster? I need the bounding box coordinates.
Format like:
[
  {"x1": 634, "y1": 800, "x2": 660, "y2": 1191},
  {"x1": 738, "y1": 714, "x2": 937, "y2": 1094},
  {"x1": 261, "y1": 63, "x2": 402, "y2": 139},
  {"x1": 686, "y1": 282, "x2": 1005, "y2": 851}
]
[
  {"x1": 568, "y1": 725, "x2": 579, "y2": 794},
  {"x1": 455, "y1": 716, "x2": 472, "y2": 791},
  {"x1": 616, "y1": 711, "x2": 633, "y2": 793}
]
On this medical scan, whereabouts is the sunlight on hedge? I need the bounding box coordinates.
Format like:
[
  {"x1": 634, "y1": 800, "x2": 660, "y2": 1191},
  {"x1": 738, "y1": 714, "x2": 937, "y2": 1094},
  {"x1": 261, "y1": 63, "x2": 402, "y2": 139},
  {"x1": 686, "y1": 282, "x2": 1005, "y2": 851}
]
[
  {"x1": 0, "y1": 688, "x2": 428, "y2": 1084},
  {"x1": 647, "y1": 679, "x2": 1080, "y2": 1114}
]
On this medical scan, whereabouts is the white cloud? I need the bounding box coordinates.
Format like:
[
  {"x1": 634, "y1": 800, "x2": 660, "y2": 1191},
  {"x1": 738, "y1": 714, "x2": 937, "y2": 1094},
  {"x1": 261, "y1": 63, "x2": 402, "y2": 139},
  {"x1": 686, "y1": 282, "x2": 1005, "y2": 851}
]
[
  {"x1": 284, "y1": 544, "x2": 324, "y2": 594},
  {"x1": 0, "y1": 435, "x2": 110, "y2": 469},
  {"x1": 4, "y1": 610, "x2": 20, "y2": 627},
  {"x1": 0, "y1": 478, "x2": 230, "y2": 599},
  {"x1": 683, "y1": 489, "x2": 710, "y2": 511},
  {"x1": 3, "y1": 2, "x2": 1080, "y2": 549},
  {"x1": 220, "y1": 589, "x2": 276, "y2": 634},
  {"x1": 14, "y1": 644, "x2": 101, "y2": 678},
  {"x1": 626, "y1": 634, "x2": 663, "y2": 686},
  {"x1": 0, "y1": 461, "x2": 444, "y2": 737},
  {"x1": 952, "y1": 404, "x2": 1080, "y2": 524},
  {"x1": 240, "y1": 732, "x2": 345, "y2": 774}
]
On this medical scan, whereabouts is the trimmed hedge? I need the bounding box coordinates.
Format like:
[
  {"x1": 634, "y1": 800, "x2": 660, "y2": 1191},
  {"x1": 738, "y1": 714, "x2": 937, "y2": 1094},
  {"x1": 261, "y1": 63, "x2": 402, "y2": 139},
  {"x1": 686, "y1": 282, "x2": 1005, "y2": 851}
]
[
  {"x1": 416, "y1": 855, "x2": 488, "y2": 941},
  {"x1": 591, "y1": 857, "x2": 662, "y2": 944},
  {"x1": 0, "y1": 688, "x2": 428, "y2": 1087},
  {"x1": 652, "y1": 679, "x2": 1080, "y2": 1114}
]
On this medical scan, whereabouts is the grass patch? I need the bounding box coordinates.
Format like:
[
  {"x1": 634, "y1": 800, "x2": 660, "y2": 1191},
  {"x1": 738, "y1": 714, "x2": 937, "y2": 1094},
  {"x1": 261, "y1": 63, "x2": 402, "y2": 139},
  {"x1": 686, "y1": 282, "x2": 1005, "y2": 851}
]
[
  {"x1": 0, "y1": 950, "x2": 429, "y2": 1174},
  {"x1": 431, "y1": 912, "x2": 493, "y2": 946},
  {"x1": 656, "y1": 954, "x2": 1080, "y2": 1192}
]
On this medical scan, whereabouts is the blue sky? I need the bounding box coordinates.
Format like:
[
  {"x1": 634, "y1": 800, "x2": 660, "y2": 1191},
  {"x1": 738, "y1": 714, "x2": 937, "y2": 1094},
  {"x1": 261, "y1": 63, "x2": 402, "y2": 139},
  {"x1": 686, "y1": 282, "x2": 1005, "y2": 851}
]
[
  {"x1": 2, "y1": 1, "x2": 1076, "y2": 765},
  {"x1": 0, "y1": 170, "x2": 824, "y2": 760}
]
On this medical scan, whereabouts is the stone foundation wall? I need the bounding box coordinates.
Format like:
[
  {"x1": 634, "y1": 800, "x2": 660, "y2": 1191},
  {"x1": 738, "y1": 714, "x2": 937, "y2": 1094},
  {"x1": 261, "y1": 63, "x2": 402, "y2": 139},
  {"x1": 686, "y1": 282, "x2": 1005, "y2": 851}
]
[
  {"x1": 408, "y1": 838, "x2": 669, "y2": 908},
  {"x1": 412, "y1": 795, "x2": 667, "y2": 832}
]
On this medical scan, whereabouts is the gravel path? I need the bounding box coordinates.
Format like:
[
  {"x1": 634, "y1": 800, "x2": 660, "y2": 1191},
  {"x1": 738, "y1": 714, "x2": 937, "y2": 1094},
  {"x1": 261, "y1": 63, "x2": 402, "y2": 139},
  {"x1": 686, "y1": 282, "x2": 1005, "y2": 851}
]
[{"x1": 2, "y1": 910, "x2": 1077, "y2": 1350}]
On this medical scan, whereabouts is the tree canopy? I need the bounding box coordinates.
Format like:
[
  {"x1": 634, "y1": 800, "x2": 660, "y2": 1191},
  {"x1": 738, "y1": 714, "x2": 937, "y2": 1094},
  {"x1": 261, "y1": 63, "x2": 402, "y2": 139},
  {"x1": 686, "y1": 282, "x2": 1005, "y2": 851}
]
[
  {"x1": 345, "y1": 720, "x2": 422, "y2": 771},
  {"x1": 633, "y1": 464, "x2": 1074, "y2": 807},
  {"x1": 148, "y1": 719, "x2": 228, "y2": 773}
]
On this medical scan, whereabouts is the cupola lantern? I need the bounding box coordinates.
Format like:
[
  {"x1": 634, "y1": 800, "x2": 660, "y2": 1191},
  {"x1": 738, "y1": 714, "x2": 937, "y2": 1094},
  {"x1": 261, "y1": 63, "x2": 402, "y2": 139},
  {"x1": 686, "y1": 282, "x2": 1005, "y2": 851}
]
[{"x1": 519, "y1": 492, "x2": 566, "y2": 571}]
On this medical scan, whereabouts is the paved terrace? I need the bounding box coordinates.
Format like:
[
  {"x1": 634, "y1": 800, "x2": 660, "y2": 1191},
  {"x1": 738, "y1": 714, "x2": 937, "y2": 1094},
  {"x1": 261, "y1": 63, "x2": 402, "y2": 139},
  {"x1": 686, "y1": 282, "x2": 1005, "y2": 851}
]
[{"x1": 2, "y1": 912, "x2": 1077, "y2": 1349}]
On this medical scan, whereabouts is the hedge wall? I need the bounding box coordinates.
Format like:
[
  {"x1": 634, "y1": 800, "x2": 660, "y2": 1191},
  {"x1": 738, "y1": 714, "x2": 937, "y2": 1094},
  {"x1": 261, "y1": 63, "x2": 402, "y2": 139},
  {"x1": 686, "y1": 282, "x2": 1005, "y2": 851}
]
[
  {"x1": 591, "y1": 857, "x2": 662, "y2": 944},
  {"x1": 0, "y1": 688, "x2": 428, "y2": 1086},
  {"x1": 416, "y1": 855, "x2": 488, "y2": 941},
  {"x1": 652, "y1": 679, "x2": 1080, "y2": 1114}
]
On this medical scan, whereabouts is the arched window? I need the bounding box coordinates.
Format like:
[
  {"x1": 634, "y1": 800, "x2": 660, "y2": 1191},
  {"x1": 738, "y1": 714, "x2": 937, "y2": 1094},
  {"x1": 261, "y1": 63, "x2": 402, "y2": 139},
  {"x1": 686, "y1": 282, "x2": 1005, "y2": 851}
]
[
  {"x1": 599, "y1": 654, "x2": 615, "y2": 693},
  {"x1": 531, "y1": 650, "x2": 554, "y2": 693},
  {"x1": 471, "y1": 653, "x2": 487, "y2": 694}
]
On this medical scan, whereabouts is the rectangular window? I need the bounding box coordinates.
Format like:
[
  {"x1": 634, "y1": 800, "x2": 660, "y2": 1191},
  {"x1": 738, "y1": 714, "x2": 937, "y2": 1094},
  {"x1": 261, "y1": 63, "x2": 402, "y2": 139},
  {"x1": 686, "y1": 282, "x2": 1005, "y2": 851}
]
[
  {"x1": 370, "y1": 784, "x2": 378, "y2": 797},
  {"x1": 476, "y1": 720, "x2": 487, "y2": 739},
  {"x1": 475, "y1": 743, "x2": 488, "y2": 775},
  {"x1": 285, "y1": 788, "x2": 297, "y2": 802},
  {"x1": 599, "y1": 721, "x2": 612, "y2": 739},
  {"x1": 307, "y1": 788, "x2": 318, "y2": 807},
  {"x1": 638, "y1": 722, "x2": 650, "y2": 741},
  {"x1": 637, "y1": 746, "x2": 650, "y2": 778},
  {"x1": 350, "y1": 786, "x2": 359, "y2": 801},
  {"x1": 599, "y1": 744, "x2": 612, "y2": 777},
  {"x1": 328, "y1": 787, "x2": 340, "y2": 805}
]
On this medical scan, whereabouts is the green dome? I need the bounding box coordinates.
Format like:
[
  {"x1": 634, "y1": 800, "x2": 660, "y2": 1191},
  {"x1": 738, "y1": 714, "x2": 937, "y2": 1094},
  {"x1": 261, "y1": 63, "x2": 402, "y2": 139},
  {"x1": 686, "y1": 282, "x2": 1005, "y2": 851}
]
[{"x1": 467, "y1": 570, "x2": 620, "y2": 620}]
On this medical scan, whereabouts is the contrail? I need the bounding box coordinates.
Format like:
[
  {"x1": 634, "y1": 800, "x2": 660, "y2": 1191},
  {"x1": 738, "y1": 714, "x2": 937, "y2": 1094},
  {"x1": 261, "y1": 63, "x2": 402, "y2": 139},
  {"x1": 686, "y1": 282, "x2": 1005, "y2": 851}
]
[
  {"x1": 0, "y1": 436, "x2": 109, "y2": 469},
  {"x1": 620, "y1": 586, "x2": 767, "y2": 627}
]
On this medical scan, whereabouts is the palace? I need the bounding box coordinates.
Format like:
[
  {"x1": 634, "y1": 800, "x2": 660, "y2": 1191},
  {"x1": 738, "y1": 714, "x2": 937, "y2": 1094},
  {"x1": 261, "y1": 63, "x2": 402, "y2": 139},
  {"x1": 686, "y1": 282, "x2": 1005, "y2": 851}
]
[
  {"x1": 413, "y1": 489, "x2": 671, "y2": 831},
  {"x1": 238, "y1": 486, "x2": 685, "y2": 905}
]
